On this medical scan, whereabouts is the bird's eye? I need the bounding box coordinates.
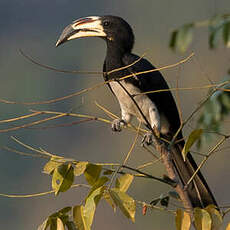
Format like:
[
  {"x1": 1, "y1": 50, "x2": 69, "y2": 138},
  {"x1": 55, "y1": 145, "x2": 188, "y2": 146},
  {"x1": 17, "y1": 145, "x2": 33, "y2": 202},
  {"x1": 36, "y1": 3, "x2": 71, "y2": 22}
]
[{"x1": 103, "y1": 21, "x2": 110, "y2": 27}]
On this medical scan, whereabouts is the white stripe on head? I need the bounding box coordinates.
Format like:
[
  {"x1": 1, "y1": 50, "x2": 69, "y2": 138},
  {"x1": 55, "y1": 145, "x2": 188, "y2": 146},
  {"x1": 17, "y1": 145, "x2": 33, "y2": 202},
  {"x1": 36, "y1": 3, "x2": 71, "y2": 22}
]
[{"x1": 68, "y1": 16, "x2": 106, "y2": 39}]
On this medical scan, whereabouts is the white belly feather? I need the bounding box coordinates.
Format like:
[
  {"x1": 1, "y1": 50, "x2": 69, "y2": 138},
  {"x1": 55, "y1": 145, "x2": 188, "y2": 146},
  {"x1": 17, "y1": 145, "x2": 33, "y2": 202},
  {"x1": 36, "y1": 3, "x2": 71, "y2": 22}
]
[{"x1": 109, "y1": 80, "x2": 169, "y2": 134}]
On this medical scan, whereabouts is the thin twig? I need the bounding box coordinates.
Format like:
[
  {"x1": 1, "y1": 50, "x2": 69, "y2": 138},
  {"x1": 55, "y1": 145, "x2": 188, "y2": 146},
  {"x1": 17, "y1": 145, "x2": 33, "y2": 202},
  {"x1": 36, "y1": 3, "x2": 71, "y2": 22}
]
[
  {"x1": 135, "y1": 200, "x2": 175, "y2": 214},
  {"x1": 107, "y1": 53, "x2": 146, "y2": 75},
  {"x1": 95, "y1": 101, "x2": 119, "y2": 119},
  {"x1": 19, "y1": 49, "x2": 146, "y2": 76},
  {"x1": 141, "y1": 145, "x2": 159, "y2": 160},
  {"x1": 133, "y1": 82, "x2": 227, "y2": 97},
  {"x1": 0, "y1": 114, "x2": 65, "y2": 133},
  {"x1": 0, "y1": 184, "x2": 90, "y2": 198},
  {"x1": 108, "y1": 122, "x2": 141, "y2": 189},
  {"x1": 25, "y1": 118, "x2": 94, "y2": 130},
  {"x1": 185, "y1": 135, "x2": 230, "y2": 188},
  {"x1": 170, "y1": 80, "x2": 230, "y2": 147},
  {"x1": 137, "y1": 157, "x2": 162, "y2": 170},
  {"x1": 19, "y1": 49, "x2": 102, "y2": 75},
  {"x1": 2, "y1": 146, "x2": 50, "y2": 159},
  {"x1": 0, "y1": 111, "x2": 42, "y2": 124},
  {"x1": 175, "y1": 66, "x2": 183, "y2": 124},
  {"x1": 122, "y1": 165, "x2": 174, "y2": 186},
  {"x1": 0, "y1": 53, "x2": 194, "y2": 106},
  {"x1": 11, "y1": 136, "x2": 57, "y2": 157}
]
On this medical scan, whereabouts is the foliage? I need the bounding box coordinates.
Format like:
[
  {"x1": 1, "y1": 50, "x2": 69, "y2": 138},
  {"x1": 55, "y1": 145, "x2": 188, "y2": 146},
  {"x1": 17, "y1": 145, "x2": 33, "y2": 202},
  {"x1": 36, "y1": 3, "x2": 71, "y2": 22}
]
[
  {"x1": 39, "y1": 156, "x2": 136, "y2": 230},
  {"x1": 2, "y1": 11, "x2": 230, "y2": 230},
  {"x1": 169, "y1": 13, "x2": 230, "y2": 148},
  {"x1": 197, "y1": 76, "x2": 230, "y2": 147},
  {"x1": 175, "y1": 206, "x2": 223, "y2": 230},
  {"x1": 169, "y1": 14, "x2": 230, "y2": 52},
  {"x1": 182, "y1": 129, "x2": 203, "y2": 159}
]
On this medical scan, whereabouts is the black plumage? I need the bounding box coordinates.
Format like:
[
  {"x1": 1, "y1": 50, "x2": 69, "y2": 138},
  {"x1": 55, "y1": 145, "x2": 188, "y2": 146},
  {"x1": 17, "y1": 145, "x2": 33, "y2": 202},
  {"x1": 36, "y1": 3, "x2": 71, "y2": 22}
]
[{"x1": 56, "y1": 15, "x2": 217, "y2": 208}]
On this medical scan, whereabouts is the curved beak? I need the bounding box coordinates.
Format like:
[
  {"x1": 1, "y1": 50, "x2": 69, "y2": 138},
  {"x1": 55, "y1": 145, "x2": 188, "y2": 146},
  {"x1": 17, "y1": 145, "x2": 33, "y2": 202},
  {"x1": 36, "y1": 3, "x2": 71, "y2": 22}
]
[{"x1": 56, "y1": 16, "x2": 106, "y2": 47}]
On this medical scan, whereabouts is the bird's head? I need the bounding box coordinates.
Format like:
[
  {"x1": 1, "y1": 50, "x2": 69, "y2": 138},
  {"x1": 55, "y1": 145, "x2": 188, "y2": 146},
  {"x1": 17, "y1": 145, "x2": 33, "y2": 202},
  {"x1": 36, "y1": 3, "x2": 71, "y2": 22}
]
[{"x1": 56, "y1": 15, "x2": 134, "y2": 53}]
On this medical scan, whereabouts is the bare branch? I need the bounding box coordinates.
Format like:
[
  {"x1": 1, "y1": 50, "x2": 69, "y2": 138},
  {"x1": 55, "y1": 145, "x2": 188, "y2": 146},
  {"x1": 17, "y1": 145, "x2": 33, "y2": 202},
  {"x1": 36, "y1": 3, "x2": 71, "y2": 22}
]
[
  {"x1": 0, "y1": 111, "x2": 42, "y2": 124},
  {"x1": 19, "y1": 49, "x2": 102, "y2": 75},
  {"x1": 153, "y1": 138, "x2": 193, "y2": 212},
  {"x1": 0, "y1": 183, "x2": 90, "y2": 198},
  {"x1": 0, "y1": 114, "x2": 65, "y2": 133},
  {"x1": 0, "y1": 53, "x2": 194, "y2": 106},
  {"x1": 185, "y1": 135, "x2": 230, "y2": 189}
]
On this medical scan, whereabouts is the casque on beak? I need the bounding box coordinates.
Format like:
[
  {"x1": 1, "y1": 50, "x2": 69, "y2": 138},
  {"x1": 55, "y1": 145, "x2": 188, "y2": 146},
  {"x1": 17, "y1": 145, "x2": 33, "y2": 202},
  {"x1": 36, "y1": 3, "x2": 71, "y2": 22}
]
[{"x1": 56, "y1": 16, "x2": 106, "y2": 47}]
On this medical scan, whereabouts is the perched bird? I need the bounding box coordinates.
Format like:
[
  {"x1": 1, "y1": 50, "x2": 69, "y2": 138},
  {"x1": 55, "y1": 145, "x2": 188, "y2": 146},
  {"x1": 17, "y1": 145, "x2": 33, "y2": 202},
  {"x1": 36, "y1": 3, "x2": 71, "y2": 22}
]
[{"x1": 56, "y1": 15, "x2": 217, "y2": 208}]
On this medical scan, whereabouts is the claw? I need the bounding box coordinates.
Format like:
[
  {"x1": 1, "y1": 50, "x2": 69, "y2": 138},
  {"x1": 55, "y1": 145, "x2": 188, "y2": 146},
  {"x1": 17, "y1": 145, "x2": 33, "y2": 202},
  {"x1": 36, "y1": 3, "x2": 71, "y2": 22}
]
[
  {"x1": 142, "y1": 126, "x2": 161, "y2": 146},
  {"x1": 142, "y1": 131, "x2": 153, "y2": 145},
  {"x1": 111, "y1": 119, "x2": 126, "y2": 132}
]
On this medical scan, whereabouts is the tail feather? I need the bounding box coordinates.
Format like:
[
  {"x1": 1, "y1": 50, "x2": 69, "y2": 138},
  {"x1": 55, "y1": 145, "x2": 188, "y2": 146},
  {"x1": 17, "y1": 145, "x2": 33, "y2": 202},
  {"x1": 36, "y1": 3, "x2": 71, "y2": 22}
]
[{"x1": 171, "y1": 143, "x2": 217, "y2": 208}]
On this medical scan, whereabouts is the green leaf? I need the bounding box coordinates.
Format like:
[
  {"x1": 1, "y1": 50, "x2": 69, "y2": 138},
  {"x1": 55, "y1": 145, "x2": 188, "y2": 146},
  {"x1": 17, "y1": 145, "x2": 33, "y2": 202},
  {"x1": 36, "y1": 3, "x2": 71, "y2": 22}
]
[
  {"x1": 103, "y1": 190, "x2": 116, "y2": 211},
  {"x1": 74, "y1": 162, "x2": 88, "y2": 176},
  {"x1": 110, "y1": 188, "x2": 136, "y2": 222},
  {"x1": 37, "y1": 218, "x2": 50, "y2": 230},
  {"x1": 205, "y1": 205, "x2": 222, "y2": 230},
  {"x1": 226, "y1": 222, "x2": 230, "y2": 230},
  {"x1": 150, "y1": 198, "x2": 161, "y2": 206},
  {"x1": 52, "y1": 163, "x2": 74, "y2": 195},
  {"x1": 194, "y1": 208, "x2": 212, "y2": 230},
  {"x1": 223, "y1": 21, "x2": 230, "y2": 47},
  {"x1": 182, "y1": 129, "x2": 203, "y2": 161},
  {"x1": 115, "y1": 174, "x2": 134, "y2": 192},
  {"x1": 168, "y1": 191, "x2": 180, "y2": 200},
  {"x1": 169, "y1": 30, "x2": 178, "y2": 50},
  {"x1": 87, "y1": 176, "x2": 108, "y2": 199},
  {"x1": 66, "y1": 221, "x2": 77, "y2": 230},
  {"x1": 56, "y1": 217, "x2": 65, "y2": 230},
  {"x1": 73, "y1": 187, "x2": 105, "y2": 230},
  {"x1": 50, "y1": 218, "x2": 57, "y2": 230},
  {"x1": 209, "y1": 16, "x2": 225, "y2": 49},
  {"x1": 84, "y1": 164, "x2": 102, "y2": 186},
  {"x1": 43, "y1": 158, "x2": 63, "y2": 175},
  {"x1": 176, "y1": 23, "x2": 194, "y2": 52},
  {"x1": 169, "y1": 24, "x2": 194, "y2": 52},
  {"x1": 103, "y1": 169, "x2": 113, "y2": 175},
  {"x1": 84, "y1": 186, "x2": 105, "y2": 227},
  {"x1": 221, "y1": 93, "x2": 230, "y2": 110},
  {"x1": 73, "y1": 205, "x2": 90, "y2": 230},
  {"x1": 209, "y1": 29, "x2": 221, "y2": 49},
  {"x1": 197, "y1": 75, "x2": 230, "y2": 148},
  {"x1": 38, "y1": 207, "x2": 73, "y2": 230},
  {"x1": 160, "y1": 196, "x2": 170, "y2": 207},
  {"x1": 175, "y1": 209, "x2": 191, "y2": 230},
  {"x1": 58, "y1": 207, "x2": 72, "y2": 215}
]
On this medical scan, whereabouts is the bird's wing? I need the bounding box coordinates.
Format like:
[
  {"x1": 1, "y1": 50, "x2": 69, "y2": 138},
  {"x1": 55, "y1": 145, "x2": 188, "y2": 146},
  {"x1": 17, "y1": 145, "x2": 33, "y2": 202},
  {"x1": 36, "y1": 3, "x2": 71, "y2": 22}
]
[
  {"x1": 122, "y1": 53, "x2": 217, "y2": 208},
  {"x1": 122, "y1": 53, "x2": 181, "y2": 136}
]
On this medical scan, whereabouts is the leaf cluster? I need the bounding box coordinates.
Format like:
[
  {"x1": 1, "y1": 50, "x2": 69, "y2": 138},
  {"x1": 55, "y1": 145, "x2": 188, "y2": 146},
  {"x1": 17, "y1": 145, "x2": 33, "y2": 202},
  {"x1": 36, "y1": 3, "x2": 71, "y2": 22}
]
[
  {"x1": 175, "y1": 205, "x2": 222, "y2": 230},
  {"x1": 40, "y1": 158, "x2": 136, "y2": 230},
  {"x1": 170, "y1": 14, "x2": 230, "y2": 52},
  {"x1": 197, "y1": 77, "x2": 230, "y2": 147}
]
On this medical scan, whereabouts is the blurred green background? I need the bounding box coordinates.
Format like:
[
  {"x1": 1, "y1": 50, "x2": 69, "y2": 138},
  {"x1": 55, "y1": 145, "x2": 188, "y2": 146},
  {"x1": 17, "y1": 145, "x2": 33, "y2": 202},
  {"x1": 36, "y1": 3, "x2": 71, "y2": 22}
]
[{"x1": 1, "y1": 0, "x2": 230, "y2": 229}]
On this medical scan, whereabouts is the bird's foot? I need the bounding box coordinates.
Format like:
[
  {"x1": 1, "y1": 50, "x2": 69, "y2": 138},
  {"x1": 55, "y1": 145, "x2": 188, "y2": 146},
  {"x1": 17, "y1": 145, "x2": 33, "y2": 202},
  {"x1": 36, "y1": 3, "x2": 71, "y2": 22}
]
[
  {"x1": 141, "y1": 126, "x2": 160, "y2": 146},
  {"x1": 141, "y1": 131, "x2": 153, "y2": 146},
  {"x1": 111, "y1": 119, "x2": 126, "y2": 132}
]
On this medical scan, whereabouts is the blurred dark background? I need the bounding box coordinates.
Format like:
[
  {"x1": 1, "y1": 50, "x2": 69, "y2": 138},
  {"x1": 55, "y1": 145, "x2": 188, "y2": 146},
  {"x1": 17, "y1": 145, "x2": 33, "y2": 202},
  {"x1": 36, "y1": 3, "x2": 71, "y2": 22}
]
[{"x1": 0, "y1": 0, "x2": 230, "y2": 229}]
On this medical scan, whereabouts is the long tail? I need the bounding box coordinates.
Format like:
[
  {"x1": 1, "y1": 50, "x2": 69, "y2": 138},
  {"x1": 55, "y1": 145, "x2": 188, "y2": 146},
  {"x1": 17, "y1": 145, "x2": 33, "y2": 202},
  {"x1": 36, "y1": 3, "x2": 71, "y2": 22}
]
[{"x1": 171, "y1": 143, "x2": 217, "y2": 208}]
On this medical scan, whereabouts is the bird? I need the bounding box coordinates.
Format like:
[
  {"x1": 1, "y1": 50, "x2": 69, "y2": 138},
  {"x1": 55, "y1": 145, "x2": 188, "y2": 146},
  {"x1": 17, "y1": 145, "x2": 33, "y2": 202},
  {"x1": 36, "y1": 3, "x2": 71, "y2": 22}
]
[{"x1": 56, "y1": 15, "x2": 217, "y2": 208}]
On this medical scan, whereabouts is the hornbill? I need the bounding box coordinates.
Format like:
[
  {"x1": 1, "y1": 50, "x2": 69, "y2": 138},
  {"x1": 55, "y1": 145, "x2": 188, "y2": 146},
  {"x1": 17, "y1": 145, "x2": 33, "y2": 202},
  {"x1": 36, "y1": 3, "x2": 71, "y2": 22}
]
[{"x1": 56, "y1": 15, "x2": 217, "y2": 208}]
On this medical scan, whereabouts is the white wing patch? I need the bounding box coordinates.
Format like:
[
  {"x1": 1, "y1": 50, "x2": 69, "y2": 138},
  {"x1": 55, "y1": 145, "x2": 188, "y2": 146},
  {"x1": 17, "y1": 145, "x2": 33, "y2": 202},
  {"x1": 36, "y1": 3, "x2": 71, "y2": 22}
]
[{"x1": 109, "y1": 80, "x2": 169, "y2": 134}]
